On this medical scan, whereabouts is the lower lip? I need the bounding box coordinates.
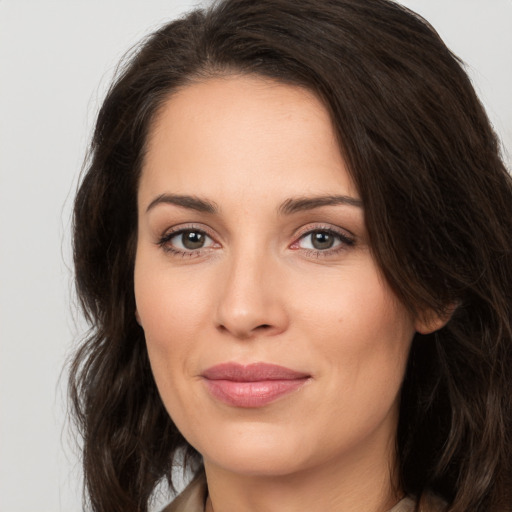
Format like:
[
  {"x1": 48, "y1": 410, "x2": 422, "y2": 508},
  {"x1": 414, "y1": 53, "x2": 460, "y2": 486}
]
[{"x1": 203, "y1": 378, "x2": 309, "y2": 408}]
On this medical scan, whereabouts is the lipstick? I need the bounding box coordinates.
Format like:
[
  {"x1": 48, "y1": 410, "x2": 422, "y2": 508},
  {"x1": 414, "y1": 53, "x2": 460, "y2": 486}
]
[{"x1": 201, "y1": 362, "x2": 310, "y2": 408}]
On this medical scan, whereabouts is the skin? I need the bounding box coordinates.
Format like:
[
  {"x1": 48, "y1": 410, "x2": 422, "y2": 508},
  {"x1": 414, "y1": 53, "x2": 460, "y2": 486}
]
[{"x1": 134, "y1": 75, "x2": 438, "y2": 512}]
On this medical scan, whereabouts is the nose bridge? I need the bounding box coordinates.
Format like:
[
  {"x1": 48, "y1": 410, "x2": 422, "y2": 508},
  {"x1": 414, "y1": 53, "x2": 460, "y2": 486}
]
[{"x1": 215, "y1": 238, "x2": 287, "y2": 338}]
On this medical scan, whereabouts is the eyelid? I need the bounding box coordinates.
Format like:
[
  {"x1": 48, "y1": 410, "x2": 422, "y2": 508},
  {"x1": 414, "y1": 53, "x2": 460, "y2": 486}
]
[
  {"x1": 291, "y1": 223, "x2": 355, "y2": 243},
  {"x1": 157, "y1": 223, "x2": 221, "y2": 255},
  {"x1": 158, "y1": 223, "x2": 218, "y2": 240},
  {"x1": 155, "y1": 222, "x2": 354, "y2": 257},
  {"x1": 289, "y1": 224, "x2": 355, "y2": 254}
]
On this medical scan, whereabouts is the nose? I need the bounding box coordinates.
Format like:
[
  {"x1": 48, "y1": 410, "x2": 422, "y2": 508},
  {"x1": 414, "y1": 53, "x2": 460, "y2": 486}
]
[{"x1": 215, "y1": 248, "x2": 289, "y2": 340}]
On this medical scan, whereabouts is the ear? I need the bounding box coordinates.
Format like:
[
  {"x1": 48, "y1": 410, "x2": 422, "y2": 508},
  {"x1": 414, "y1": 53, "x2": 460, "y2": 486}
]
[{"x1": 414, "y1": 304, "x2": 457, "y2": 335}]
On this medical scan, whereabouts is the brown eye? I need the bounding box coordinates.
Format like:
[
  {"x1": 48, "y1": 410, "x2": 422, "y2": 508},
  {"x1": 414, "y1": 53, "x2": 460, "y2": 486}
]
[
  {"x1": 295, "y1": 228, "x2": 354, "y2": 253},
  {"x1": 310, "y1": 231, "x2": 335, "y2": 250},
  {"x1": 181, "y1": 230, "x2": 206, "y2": 249},
  {"x1": 160, "y1": 228, "x2": 216, "y2": 253}
]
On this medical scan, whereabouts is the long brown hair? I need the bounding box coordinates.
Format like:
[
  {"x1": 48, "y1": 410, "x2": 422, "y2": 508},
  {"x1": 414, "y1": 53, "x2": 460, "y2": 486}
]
[{"x1": 70, "y1": 1, "x2": 512, "y2": 510}]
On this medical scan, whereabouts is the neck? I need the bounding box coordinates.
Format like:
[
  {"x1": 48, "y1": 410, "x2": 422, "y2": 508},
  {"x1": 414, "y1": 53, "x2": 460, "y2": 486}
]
[{"x1": 203, "y1": 434, "x2": 401, "y2": 512}]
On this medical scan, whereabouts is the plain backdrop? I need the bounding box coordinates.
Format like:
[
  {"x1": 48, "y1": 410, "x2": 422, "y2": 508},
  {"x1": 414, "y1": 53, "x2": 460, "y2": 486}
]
[{"x1": 0, "y1": 1, "x2": 510, "y2": 511}]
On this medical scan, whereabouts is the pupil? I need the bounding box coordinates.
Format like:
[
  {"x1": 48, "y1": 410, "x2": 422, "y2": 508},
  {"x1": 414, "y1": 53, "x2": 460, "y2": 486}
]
[
  {"x1": 182, "y1": 231, "x2": 205, "y2": 249},
  {"x1": 312, "y1": 231, "x2": 334, "y2": 250}
]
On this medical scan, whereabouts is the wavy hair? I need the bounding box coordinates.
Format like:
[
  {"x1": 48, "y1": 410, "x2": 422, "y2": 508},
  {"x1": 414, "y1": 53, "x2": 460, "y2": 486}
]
[{"x1": 70, "y1": 0, "x2": 512, "y2": 510}]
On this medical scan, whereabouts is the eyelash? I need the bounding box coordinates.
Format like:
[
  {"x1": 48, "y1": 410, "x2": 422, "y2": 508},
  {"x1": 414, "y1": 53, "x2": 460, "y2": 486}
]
[
  {"x1": 157, "y1": 225, "x2": 218, "y2": 258},
  {"x1": 291, "y1": 226, "x2": 355, "y2": 258},
  {"x1": 157, "y1": 224, "x2": 355, "y2": 259}
]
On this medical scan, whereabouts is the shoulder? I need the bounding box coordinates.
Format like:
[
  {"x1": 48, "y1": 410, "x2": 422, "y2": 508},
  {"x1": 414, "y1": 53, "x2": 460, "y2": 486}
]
[
  {"x1": 390, "y1": 493, "x2": 447, "y2": 512},
  {"x1": 161, "y1": 473, "x2": 207, "y2": 512},
  {"x1": 390, "y1": 496, "x2": 416, "y2": 512}
]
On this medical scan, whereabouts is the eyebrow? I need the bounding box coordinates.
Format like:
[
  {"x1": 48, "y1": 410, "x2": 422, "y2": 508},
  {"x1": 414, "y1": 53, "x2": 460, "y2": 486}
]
[
  {"x1": 145, "y1": 193, "x2": 363, "y2": 215},
  {"x1": 146, "y1": 193, "x2": 218, "y2": 214},
  {"x1": 278, "y1": 195, "x2": 363, "y2": 215}
]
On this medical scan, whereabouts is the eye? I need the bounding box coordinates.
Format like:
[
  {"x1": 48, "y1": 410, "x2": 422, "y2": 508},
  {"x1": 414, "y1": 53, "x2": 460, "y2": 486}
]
[
  {"x1": 292, "y1": 228, "x2": 354, "y2": 254},
  {"x1": 159, "y1": 228, "x2": 217, "y2": 253},
  {"x1": 299, "y1": 230, "x2": 340, "y2": 250}
]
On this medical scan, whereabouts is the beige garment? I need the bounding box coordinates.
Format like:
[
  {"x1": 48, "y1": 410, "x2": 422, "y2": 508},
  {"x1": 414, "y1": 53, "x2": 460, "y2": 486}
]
[{"x1": 162, "y1": 473, "x2": 417, "y2": 512}]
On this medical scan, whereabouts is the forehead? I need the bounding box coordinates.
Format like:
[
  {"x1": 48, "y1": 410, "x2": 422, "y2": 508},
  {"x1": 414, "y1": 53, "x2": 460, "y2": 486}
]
[{"x1": 139, "y1": 75, "x2": 358, "y2": 206}]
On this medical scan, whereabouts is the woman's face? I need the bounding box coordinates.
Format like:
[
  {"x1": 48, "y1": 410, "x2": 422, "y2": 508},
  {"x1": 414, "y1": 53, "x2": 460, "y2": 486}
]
[{"x1": 134, "y1": 75, "x2": 420, "y2": 478}]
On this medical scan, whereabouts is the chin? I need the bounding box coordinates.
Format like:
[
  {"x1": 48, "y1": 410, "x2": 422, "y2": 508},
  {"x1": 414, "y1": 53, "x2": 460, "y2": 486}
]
[{"x1": 194, "y1": 421, "x2": 314, "y2": 476}]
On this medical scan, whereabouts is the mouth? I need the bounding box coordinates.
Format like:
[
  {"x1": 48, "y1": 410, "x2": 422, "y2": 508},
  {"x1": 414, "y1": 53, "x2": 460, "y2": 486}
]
[{"x1": 201, "y1": 362, "x2": 311, "y2": 408}]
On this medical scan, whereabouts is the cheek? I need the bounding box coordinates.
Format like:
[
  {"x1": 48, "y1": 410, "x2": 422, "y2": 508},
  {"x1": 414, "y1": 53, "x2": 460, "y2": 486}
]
[
  {"x1": 298, "y1": 260, "x2": 412, "y2": 340},
  {"x1": 294, "y1": 260, "x2": 414, "y2": 394},
  {"x1": 135, "y1": 250, "x2": 210, "y2": 339},
  {"x1": 291, "y1": 268, "x2": 414, "y2": 459},
  {"x1": 134, "y1": 253, "x2": 212, "y2": 431},
  {"x1": 133, "y1": 250, "x2": 209, "y2": 385}
]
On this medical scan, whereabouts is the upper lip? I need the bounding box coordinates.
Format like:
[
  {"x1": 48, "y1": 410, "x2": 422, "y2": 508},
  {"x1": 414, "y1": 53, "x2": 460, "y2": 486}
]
[{"x1": 201, "y1": 362, "x2": 310, "y2": 382}]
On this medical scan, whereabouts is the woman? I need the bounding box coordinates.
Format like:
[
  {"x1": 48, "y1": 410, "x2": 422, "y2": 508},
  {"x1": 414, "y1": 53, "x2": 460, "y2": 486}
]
[{"x1": 70, "y1": 0, "x2": 512, "y2": 511}]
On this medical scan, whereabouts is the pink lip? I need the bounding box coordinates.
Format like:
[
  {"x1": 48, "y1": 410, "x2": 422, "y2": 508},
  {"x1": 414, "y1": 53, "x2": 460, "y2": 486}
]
[{"x1": 201, "y1": 362, "x2": 311, "y2": 408}]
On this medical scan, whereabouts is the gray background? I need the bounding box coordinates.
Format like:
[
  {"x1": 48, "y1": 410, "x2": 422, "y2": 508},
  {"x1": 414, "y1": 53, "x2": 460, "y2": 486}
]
[{"x1": 1, "y1": 1, "x2": 510, "y2": 510}]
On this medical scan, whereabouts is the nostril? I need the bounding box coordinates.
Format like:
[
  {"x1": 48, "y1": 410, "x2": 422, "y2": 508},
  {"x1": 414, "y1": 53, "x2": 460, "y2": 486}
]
[{"x1": 216, "y1": 323, "x2": 272, "y2": 338}]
